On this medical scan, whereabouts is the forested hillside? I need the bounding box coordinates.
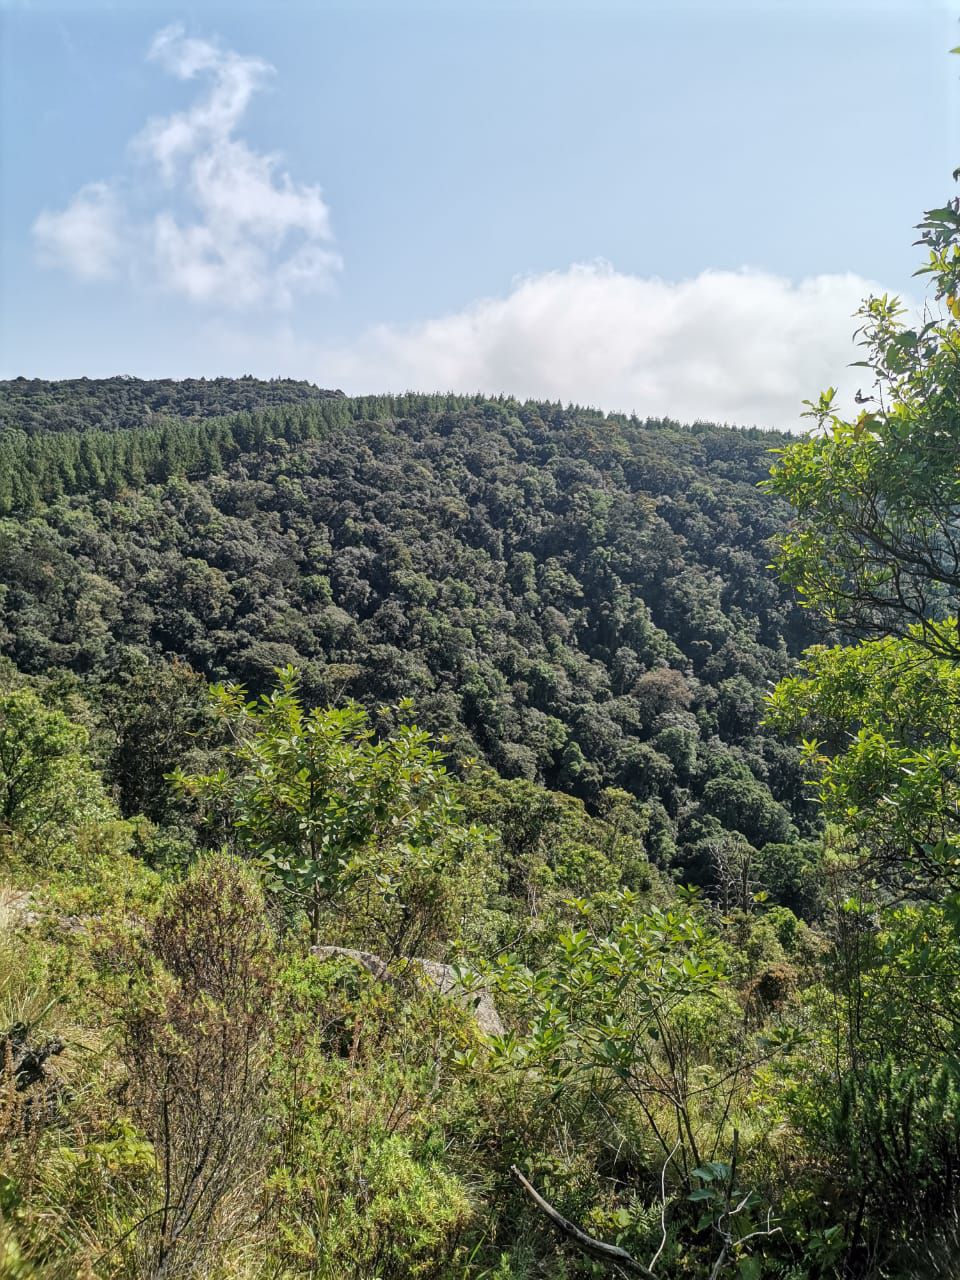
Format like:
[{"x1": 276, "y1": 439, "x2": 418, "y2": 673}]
[{"x1": 0, "y1": 383, "x2": 818, "y2": 888}]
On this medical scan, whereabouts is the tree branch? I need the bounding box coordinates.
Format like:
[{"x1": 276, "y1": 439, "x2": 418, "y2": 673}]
[{"x1": 509, "y1": 1164, "x2": 657, "y2": 1278}]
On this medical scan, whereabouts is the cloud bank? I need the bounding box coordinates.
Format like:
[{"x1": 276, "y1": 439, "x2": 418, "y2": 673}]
[
  {"x1": 32, "y1": 26, "x2": 339, "y2": 307},
  {"x1": 308, "y1": 262, "x2": 888, "y2": 429}
]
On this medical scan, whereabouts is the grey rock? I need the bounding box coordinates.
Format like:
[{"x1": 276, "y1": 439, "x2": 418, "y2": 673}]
[
  {"x1": 0, "y1": 889, "x2": 38, "y2": 929},
  {"x1": 312, "y1": 945, "x2": 504, "y2": 1036}
]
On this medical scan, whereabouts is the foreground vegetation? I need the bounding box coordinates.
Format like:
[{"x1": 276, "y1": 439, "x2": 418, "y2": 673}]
[{"x1": 4, "y1": 182, "x2": 960, "y2": 1277}]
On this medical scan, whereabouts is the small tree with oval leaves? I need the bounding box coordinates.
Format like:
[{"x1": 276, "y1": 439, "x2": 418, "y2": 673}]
[{"x1": 172, "y1": 667, "x2": 492, "y2": 956}]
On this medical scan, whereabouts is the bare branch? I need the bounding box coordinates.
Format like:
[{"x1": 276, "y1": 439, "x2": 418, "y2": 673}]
[
  {"x1": 509, "y1": 1164, "x2": 657, "y2": 1278},
  {"x1": 649, "y1": 1139, "x2": 680, "y2": 1273}
]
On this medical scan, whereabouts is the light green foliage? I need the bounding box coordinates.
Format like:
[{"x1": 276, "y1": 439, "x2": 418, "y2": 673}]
[
  {"x1": 765, "y1": 197, "x2": 960, "y2": 654},
  {"x1": 460, "y1": 766, "x2": 658, "y2": 954},
  {"x1": 467, "y1": 891, "x2": 803, "y2": 1275},
  {"x1": 765, "y1": 186, "x2": 960, "y2": 903},
  {"x1": 173, "y1": 668, "x2": 493, "y2": 953},
  {"x1": 767, "y1": 628, "x2": 960, "y2": 885},
  {"x1": 0, "y1": 885, "x2": 157, "y2": 1278},
  {"x1": 483, "y1": 892, "x2": 744, "y2": 1175},
  {"x1": 269, "y1": 951, "x2": 479, "y2": 1279},
  {"x1": 0, "y1": 686, "x2": 113, "y2": 861},
  {"x1": 846, "y1": 898, "x2": 960, "y2": 1064},
  {"x1": 0, "y1": 698, "x2": 813, "y2": 1276}
]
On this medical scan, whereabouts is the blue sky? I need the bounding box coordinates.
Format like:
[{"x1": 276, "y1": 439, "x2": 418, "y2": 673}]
[{"x1": 3, "y1": 0, "x2": 959, "y2": 427}]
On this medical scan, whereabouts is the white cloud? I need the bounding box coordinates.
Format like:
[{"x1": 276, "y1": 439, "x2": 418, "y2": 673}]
[
  {"x1": 32, "y1": 182, "x2": 124, "y2": 280},
  {"x1": 309, "y1": 262, "x2": 893, "y2": 429},
  {"x1": 32, "y1": 25, "x2": 339, "y2": 307},
  {"x1": 139, "y1": 26, "x2": 271, "y2": 178}
]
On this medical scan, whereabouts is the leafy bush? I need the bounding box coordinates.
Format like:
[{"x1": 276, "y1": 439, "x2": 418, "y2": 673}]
[
  {"x1": 173, "y1": 672, "x2": 494, "y2": 955},
  {"x1": 0, "y1": 687, "x2": 113, "y2": 863}
]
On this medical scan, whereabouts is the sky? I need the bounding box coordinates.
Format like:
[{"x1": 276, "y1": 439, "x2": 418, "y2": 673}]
[{"x1": 2, "y1": 0, "x2": 959, "y2": 428}]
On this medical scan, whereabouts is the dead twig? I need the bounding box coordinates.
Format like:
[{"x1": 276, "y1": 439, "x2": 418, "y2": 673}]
[{"x1": 509, "y1": 1164, "x2": 657, "y2": 1278}]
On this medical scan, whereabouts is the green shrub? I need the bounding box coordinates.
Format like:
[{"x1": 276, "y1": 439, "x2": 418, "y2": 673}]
[{"x1": 112, "y1": 854, "x2": 277, "y2": 1279}]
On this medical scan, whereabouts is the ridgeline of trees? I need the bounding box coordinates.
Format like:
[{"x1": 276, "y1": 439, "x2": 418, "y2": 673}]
[{"x1": 0, "y1": 374, "x2": 344, "y2": 435}]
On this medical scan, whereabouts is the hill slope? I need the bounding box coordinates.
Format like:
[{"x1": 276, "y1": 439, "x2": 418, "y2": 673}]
[{"x1": 0, "y1": 378, "x2": 817, "y2": 881}]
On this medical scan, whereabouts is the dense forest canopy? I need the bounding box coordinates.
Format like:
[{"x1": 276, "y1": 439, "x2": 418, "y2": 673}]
[{"x1": 0, "y1": 380, "x2": 818, "y2": 889}]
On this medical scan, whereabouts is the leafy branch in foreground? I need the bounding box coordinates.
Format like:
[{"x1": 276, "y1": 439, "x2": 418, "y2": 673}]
[
  {"x1": 765, "y1": 193, "x2": 960, "y2": 656},
  {"x1": 171, "y1": 666, "x2": 492, "y2": 954}
]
